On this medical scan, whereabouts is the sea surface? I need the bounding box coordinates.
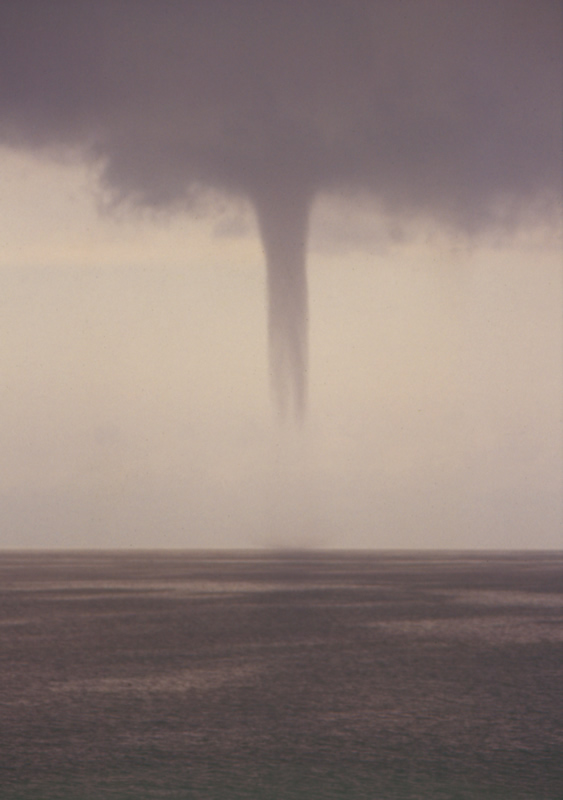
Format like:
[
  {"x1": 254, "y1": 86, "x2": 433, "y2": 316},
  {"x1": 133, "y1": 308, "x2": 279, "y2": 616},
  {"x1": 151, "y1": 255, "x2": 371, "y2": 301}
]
[{"x1": 0, "y1": 551, "x2": 561, "y2": 799}]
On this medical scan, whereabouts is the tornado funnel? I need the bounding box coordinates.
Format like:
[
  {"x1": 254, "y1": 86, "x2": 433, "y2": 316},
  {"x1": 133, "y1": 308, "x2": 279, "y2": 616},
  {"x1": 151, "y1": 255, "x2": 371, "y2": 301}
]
[{"x1": 253, "y1": 187, "x2": 312, "y2": 421}]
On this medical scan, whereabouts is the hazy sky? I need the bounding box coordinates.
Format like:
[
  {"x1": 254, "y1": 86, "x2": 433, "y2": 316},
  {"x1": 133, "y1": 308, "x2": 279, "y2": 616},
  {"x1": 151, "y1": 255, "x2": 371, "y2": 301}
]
[{"x1": 0, "y1": 1, "x2": 561, "y2": 549}]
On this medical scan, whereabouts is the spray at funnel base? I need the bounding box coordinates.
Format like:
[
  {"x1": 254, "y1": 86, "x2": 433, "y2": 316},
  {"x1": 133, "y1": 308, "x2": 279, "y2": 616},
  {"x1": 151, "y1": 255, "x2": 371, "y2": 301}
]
[{"x1": 253, "y1": 188, "x2": 312, "y2": 421}]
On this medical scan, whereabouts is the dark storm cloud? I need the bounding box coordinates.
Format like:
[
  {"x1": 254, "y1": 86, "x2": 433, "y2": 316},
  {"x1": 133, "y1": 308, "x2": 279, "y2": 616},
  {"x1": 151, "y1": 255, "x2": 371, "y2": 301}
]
[
  {"x1": 1, "y1": 0, "x2": 560, "y2": 414},
  {"x1": 2, "y1": 0, "x2": 559, "y2": 222}
]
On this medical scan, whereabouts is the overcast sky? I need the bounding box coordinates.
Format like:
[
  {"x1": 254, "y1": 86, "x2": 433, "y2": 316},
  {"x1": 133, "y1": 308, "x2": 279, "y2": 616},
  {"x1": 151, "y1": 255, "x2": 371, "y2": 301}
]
[{"x1": 0, "y1": 1, "x2": 561, "y2": 549}]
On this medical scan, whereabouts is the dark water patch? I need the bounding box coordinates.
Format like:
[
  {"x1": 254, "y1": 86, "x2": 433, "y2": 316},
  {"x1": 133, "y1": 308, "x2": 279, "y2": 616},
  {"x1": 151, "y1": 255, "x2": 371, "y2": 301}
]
[{"x1": 1, "y1": 551, "x2": 561, "y2": 799}]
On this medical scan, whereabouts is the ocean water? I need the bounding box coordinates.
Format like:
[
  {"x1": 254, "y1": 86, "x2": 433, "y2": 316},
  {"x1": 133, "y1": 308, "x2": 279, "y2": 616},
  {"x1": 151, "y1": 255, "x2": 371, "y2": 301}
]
[{"x1": 0, "y1": 551, "x2": 561, "y2": 800}]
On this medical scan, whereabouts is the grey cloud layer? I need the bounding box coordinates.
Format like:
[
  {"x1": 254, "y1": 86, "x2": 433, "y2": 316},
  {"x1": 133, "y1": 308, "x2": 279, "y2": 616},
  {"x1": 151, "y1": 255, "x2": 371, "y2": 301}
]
[{"x1": 1, "y1": 0, "x2": 561, "y2": 228}]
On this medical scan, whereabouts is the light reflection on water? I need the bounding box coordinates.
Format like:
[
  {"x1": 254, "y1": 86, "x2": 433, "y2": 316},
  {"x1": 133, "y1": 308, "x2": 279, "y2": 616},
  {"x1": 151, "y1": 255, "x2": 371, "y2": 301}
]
[
  {"x1": 364, "y1": 615, "x2": 563, "y2": 644},
  {"x1": 52, "y1": 663, "x2": 260, "y2": 695}
]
